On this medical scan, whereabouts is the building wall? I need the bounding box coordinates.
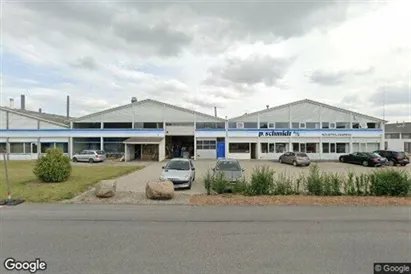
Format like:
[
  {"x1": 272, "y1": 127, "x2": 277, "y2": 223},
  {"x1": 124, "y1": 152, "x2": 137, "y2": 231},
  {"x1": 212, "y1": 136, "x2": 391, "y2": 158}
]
[
  {"x1": 159, "y1": 138, "x2": 166, "y2": 161},
  {"x1": 386, "y1": 139, "x2": 411, "y2": 152}
]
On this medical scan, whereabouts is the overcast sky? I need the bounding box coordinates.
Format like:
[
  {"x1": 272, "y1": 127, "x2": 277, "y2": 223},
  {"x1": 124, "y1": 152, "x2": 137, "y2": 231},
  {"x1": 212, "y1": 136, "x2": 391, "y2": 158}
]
[{"x1": 1, "y1": 0, "x2": 410, "y2": 123}]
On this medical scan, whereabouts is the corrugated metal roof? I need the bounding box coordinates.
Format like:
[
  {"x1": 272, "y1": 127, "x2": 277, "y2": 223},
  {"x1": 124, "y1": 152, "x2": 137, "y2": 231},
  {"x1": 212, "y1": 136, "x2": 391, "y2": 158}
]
[
  {"x1": 0, "y1": 106, "x2": 72, "y2": 127},
  {"x1": 123, "y1": 137, "x2": 163, "y2": 143},
  {"x1": 385, "y1": 122, "x2": 411, "y2": 133}
]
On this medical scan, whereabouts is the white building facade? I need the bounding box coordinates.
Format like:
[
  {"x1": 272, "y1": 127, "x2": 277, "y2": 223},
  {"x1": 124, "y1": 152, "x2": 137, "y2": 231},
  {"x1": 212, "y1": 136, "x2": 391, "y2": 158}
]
[
  {"x1": 0, "y1": 98, "x2": 386, "y2": 161},
  {"x1": 384, "y1": 122, "x2": 411, "y2": 153}
]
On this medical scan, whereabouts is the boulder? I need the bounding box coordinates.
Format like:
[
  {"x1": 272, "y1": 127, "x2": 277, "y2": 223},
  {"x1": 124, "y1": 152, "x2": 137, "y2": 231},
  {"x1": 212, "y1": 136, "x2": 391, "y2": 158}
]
[
  {"x1": 95, "y1": 180, "x2": 117, "y2": 198},
  {"x1": 146, "y1": 180, "x2": 175, "y2": 200}
]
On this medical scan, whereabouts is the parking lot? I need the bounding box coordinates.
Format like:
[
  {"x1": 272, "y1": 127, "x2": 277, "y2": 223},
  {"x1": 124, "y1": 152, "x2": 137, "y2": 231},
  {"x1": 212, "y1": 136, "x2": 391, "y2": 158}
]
[{"x1": 110, "y1": 160, "x2": 411, "y2": 195}]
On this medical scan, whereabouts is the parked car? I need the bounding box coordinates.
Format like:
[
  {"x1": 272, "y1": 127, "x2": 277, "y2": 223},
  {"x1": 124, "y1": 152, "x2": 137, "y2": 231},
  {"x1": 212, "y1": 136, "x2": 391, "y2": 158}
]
[
  {"x1": 72, "y1": 150, "x2": 107, "y2": 163},
  {"x1": 212, "y1": 159, "x2": 245, "y2": 182},
  {"x1": 279, "y1": 152, "x2": 311, "y2": 166},
  {"x1": 159, "y1": 158, "x2": 195, "y2": 189},
  {"x1": 372, "y1": 150, "x2": 409, "y2": 166},
  {"x1": 339, "y1": 152, "x2": 385, "y2": 167}
]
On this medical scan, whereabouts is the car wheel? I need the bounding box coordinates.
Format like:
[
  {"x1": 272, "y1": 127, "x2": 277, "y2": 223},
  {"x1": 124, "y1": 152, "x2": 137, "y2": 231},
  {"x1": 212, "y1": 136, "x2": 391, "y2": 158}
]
[
  {"x1": 388, "y1": 160, "x2": 395, "y2": 166},
  {"x1": 279, "y1": 158, "x2": 283, "y2": 163},
  {"x1": 89, "y1": 158, "x2": 94, "y2": 163},
  {"x1": 293, "y1": 161, "x2": 297, "y2": 167},
  {"x1": 72, "y1": 157, "x2": 78, "y2": 162},
  {"x1": 187, "y1": 179, "x2": 192, "y2": 190},
  {"x1": 362, "y1": 161, "x2": 368, "y2": 167},
  {"x1": 339, "y1": 157, "x2": 344, "y2": 163}
]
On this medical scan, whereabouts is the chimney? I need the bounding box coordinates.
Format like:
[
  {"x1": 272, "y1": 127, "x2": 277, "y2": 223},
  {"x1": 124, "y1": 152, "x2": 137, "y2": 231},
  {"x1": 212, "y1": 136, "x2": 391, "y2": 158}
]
[
  {"x1": 131, "y1": 97, "x2": 137, "y2": 103},
  {"x1": 9, "y1": 98, "x2": 14, "y2": 108},
  {"x1": 214, "y1": 107, "x2": 217, "y2": 117},
  {"x1": 38, "y1": 108, "x2": 42, "y2": 113},
  {"x1": 20, "y1": 94, "x2": 25, "y2": 110},
  {"x1": 266, "y1": 105, "x2": 269, "y2": 109},
  {"x1": 66, "y1": 95, "x2": 70, "y2": 118}
]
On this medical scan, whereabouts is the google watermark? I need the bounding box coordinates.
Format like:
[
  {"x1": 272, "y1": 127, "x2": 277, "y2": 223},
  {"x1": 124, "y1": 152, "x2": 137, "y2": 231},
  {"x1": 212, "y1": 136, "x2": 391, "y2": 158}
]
[
  {"x1": 374, "y1": 263, "x2": 411, "y2": 274},
  {"x1": 3, "y1": 258, "x2": 47, "y2": 273}
]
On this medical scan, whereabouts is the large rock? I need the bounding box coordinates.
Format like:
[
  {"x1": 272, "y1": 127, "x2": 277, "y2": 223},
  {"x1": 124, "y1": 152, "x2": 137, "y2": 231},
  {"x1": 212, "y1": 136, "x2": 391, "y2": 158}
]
[
  {"x1": 95, "y1": 180, "x2": 117, "y2": 198},
  {"x1": 146, "y1": 181, "x2": 174, "y2": 200}
]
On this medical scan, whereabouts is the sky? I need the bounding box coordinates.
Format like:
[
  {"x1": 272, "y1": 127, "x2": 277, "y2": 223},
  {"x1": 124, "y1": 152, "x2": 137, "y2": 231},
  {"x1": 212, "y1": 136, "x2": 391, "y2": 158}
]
[{"x1": 1, "y1": 0, "x2": 410, "y2": 123}]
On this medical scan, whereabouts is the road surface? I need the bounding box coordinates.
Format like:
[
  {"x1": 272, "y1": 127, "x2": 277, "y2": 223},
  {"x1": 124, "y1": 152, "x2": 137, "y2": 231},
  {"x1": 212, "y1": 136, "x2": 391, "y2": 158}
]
[{"x1": 0, "y1": 204, "x2": 410, "y2": 274}]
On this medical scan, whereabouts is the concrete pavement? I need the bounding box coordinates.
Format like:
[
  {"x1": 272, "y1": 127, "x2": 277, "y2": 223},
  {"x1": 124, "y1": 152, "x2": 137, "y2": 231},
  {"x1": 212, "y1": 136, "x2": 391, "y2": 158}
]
[{"x1": 0, "y1": 204, "x2": 410, "y2": 274}]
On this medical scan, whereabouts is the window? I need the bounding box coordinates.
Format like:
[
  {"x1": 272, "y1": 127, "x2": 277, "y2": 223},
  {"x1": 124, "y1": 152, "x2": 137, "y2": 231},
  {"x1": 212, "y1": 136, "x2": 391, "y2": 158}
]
[
  {"x1": 322, "y1": 122, "x2": 329, "y2": 129},
  {"x1": 299, "y1": 122, "x2": 306, "y2": 129},
  {"x1": 24, "y1": 143, "x2": 31, "y2": 153},
  {"x1": 366, "y1": 123, "x2": 377, "y2": 128},
  {"x1": 306, "y1": 143, "x2": 318, "y2": 153},
  {"x1": 352, "y1": 123, "x2": 360, "y2": 129},
  {"x1": 329, "y1": 122, "x2": 336, "y2": 129},
  {"x1": 269, "y1": 143, "x2": 275, "y2": 153},
  {"x1": 41, "y1": 143, "x2": 53, "y2": 153},
  {"x1": 268, "y1": 122, "x2": 275, "y2": 129},
  {"x1": 196, "y1": 122, "x2": 225, "y2": 129},
  {"x1": 56, "y1": 143, "x2": 69, "y2": 153},
  {"x1": 0, "y1": 143, "x2": 6, "y2": 152},
  {"x1": 292, "y1": 143, "x2": 300, "y2": 152},
  {"x1": 32, "y1": 144, "x2": 38, "y2": 154},
  {"x1": 336, "y1": 122, "x2": 348, "y2": 129},
  {"x1": 385, "y1": 133, "x2": 400, "y2": 139},
  {"x1": 275, "y1": 122, "x2": 289, "y2": 129},
  {"x1": 330, "y1": 143, "x2": 336, "y2": 153},
  {"x1": 306, "y1": 122, "x2": 320, "y2": 129},
  {"x1": 259, "y1": 122, "x2": 268, "y2": 129},
  {"x1": 196, "y1": 140, "x2": 216, "y2": 150},
  {"x1": 275, "y1": 143, "x2": 287, "y2": 153},
  {"x1": 402, "y1": 133, "x2": 411, "y2": 139},
  {"x1": 261, "y1": 143, "x2": 268, "y2": 153},
  {"x1": 322, "y1": 143, "x2": 330, "y2": 153},
  {"x1": 404, "y1": 142, "x2": 411, "y2": 153},
  {"x1": 10, "y1": 143, "x2": 24, "y2": 153},
  {"x1": 243, "y1": 122, "x2": 258, "y2": 128},
  {"x1": 229, "y1": 143, "x2": 249, "y2": 153},
  {"x1": 292, "y1": 143, "x2": 308, "y2": 153},
  {"x1": 322, "y1": 143, "x2": 347, "y2": 153}
]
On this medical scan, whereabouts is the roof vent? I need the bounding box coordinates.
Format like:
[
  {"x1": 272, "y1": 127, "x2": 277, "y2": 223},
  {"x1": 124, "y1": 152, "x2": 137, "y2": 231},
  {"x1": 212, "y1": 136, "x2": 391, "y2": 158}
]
[
  {"x1": 131, "y1": 97, "x2": 138, "y2": 103},
  {"x1": 266, "y1": 105, "x2": 269, "y2": 109},
  {"x1": 9, "y1": 98, "x2": 14, "y2": 109}
]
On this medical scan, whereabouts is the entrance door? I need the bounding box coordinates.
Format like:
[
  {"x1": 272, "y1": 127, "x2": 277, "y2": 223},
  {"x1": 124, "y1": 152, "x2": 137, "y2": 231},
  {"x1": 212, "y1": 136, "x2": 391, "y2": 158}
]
[
  {"x1": 250, "y1": 143, "x2": 257, "y2": 159},
  {"x1": 134, "y1": 144, "x2": 142, "y2": 160},
  {"x1": 217, "y1": 142, "x2": 225, "y2": 159}
]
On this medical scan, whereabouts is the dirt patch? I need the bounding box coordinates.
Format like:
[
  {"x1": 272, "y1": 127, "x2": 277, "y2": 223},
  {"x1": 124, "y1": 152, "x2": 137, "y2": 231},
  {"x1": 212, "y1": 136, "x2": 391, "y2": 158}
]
[{"x1": 190, "y1": 194, "x2": 411, "y2": 206}]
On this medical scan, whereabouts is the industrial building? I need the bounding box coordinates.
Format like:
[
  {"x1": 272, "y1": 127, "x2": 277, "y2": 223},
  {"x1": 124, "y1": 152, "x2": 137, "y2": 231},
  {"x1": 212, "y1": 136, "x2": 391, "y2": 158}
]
[
  {"x1": 0, "y1": 95, "x2": 387, "y2": 161},
  {"x1": 384, "y1": 122, "x2": 411, "y2": 153}
]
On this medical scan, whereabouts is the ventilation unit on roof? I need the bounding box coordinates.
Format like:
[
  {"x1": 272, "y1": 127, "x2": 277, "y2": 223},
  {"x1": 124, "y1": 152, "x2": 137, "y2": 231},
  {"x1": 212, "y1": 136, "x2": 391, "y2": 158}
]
[{"x1": 131, "y1": 97, "x2": 138, "y2": 103}]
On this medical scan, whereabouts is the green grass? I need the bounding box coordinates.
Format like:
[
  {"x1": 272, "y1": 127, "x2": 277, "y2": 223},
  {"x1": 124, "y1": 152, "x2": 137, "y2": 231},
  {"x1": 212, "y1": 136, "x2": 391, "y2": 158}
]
[{"x1": 0, "y1": 161, "x2": 143, "y2": 203}]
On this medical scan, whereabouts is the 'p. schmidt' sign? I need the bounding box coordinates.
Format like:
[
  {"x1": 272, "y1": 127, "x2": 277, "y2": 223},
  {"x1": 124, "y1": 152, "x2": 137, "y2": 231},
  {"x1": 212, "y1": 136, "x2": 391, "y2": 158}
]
[{"x1": 258, "y1": 130, "x2": 300, "y2": 137}]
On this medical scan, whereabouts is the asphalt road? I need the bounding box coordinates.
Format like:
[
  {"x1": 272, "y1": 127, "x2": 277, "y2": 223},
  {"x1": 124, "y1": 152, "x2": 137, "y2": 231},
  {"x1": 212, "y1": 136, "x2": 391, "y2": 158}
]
[{"x1": 0, "y1": 204, "x2": 410, "y2": 274}]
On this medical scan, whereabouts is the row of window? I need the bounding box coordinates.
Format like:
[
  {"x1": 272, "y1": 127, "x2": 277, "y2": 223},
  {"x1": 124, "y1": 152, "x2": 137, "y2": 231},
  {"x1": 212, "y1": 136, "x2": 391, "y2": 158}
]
[
  {"x1": 73, "y1": 122, "x2": 226, "y2": 129},
  {"x1": 385, "y1": 133, "x2": 411, "y2": 139},
  {"x1": 0, "y1": 143, "x2": 69, "y2": 154},
  {"x1": 230, "y1": 122, "x2": 379, "y2": 129},
  {"x1": 196, "y1": 140, "x2": 217, "y2": 150}
]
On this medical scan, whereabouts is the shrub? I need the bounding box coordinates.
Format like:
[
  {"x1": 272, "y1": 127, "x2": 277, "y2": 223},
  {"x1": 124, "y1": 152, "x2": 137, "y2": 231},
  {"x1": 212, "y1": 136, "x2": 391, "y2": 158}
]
[
  {"x1": 248, "y1": 165, "x2": 275, "y2": 195},
  {"x1": 211, "y1": 172, "x2": 230, "y2": 194},
  {"x1": 321, "y1": 173, "x2": 343, "y2": 196},
  {"x1": 370, "y1": 169, "x2": 411, "y2": 196},
  {"x1": 232, "y1": 177, "x2": 250, "y2": 195},
  {"x1": 33, "y1": 148, "x2": 72, "y2": 183},
  {"x1": 274, "y1": 172, "x2": 295, "y2": 195},
  {"x1": 306, "y1": 164, "x2": 323, "y2": 195},
  {"x1": 203, "y1": 170, "x2": 213, "y2": 195}
]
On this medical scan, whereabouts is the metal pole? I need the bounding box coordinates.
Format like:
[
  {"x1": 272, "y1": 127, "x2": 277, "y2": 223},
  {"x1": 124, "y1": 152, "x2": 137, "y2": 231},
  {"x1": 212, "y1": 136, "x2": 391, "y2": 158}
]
[{"x1": 3, "y1": 149, "x2": 11, "y2": 200}]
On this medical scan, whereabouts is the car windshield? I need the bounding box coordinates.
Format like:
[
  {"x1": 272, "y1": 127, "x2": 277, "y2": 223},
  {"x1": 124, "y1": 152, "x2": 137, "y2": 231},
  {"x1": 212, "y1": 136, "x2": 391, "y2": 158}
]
[
  {"x1": 297, "y1": 153, "x2": 308, "y2": 157},
  {"x1": 216, "y1": 161, "x2": 241, "y2": 171},
  {"x1": 372, "y1": 153, "x2": 382, "y2": 157},
  {"x1": 365, "y1": 153, "x2": 378, "y2": 158},
  {"x1": 166, "y1": 160, "x2": 190, "y2": 170},
  {"x1": 96, "y1": 150, "x2": 105, "y2": 155}
]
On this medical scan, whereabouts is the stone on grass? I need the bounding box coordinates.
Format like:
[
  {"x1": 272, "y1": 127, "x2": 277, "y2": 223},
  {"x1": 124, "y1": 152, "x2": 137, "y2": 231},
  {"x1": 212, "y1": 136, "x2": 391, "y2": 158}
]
[
  {"x1": 95, "y1": 180, "x2": 117, "y2": 198},
  {"x1": 146, "y1": 180, "x2": 175, "y2": 200}
]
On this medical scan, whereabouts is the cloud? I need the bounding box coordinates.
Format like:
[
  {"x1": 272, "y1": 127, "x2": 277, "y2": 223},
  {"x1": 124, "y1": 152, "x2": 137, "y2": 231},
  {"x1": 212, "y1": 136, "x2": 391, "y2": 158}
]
[
  {"x1": 71, "y1": 56, "x2": 98, "y2": 70},
  {"x1": 309, "y1": 67, "x2": 374, "y2": 86},
  {"x1": 368, "y1": 83, "x2": 411, "y2": 106}
]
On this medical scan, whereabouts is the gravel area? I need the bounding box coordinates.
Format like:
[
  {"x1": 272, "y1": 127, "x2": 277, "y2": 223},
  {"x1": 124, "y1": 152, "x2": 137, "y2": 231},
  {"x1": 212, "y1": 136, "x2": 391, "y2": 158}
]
[{"x1": 190, "y1": 194, "x2": 411, "y2": 206}]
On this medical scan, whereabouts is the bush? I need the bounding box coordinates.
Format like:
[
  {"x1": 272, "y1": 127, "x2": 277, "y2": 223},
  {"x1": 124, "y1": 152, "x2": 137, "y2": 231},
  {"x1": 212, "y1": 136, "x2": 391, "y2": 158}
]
[
  {"x1": 33, "y1": 148, "x2": 72, "y2": 182},
  {"x1": 370, "y1": 169, "x2": 411, "y2": 196},
  {"x1": 203, "y1": 170, "x2": 213, "y2": 195},
  {"x1": 274, "y1": 172, "x2": 295, "y2": 195},
  {"x1": 248, "y1": 165, "x2": 275, "y2": 195},
  {"x1": 232, "y1": 178, "x2": 250, "y2": 195},
  {"x1": 306, "y1": 164, "x2": 323, "y2": 195},
  {"x1": 211, "y1": 172, "x2": 230, "y2": 194}
]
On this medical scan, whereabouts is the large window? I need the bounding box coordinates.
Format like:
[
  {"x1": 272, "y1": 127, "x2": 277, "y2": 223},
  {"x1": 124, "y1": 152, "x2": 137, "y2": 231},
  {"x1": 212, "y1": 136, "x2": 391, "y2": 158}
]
[
  {"x1": 196, "y1": 122, "x2": 225, "y2": 129},
  {"x1": 55, "y1": 143, "x2": 69, "y2": 153},
  {"x1": 0, "y1": 143, "x2": 6, "y2": 152},
  {"x1": 402, "y1": 133, "x2": 411, "y2": 139},
  {"x1": 275, "y1": 122, "x2": 289, "y2": 128},
  {"x1": 322, "y1": 143, "x2": 347, "y2": 153},
  {"x1": 41, "y1": 143, "x2": 53, "y2": 153},
  {"x1": 306, "y1": 143, "x2": 318, "y2": 153},
  {"x1": 385, "y1": 133, "x2": 400, "y2": 139},
  {"x1": 306, "y1": 122, "x2": 320, "y2": 129},
  {"x1": 275, "y1": 143, "x2": 287, "y2": 153},
  {"x1": 196, "y1": 140, "x2": 216, "y2": 150},
  {"x1": 261, "y1": 143, "x2": 268, "y2": 153},
  {"x1": 229, "y1": 143, "x2": 249, "y2": 153},
  {"x1": 269, "y1": 143, "x2": 275, "y2": 153},
  {"x1": 10, "y1": 143, "x2": 24, "y2": 153}
]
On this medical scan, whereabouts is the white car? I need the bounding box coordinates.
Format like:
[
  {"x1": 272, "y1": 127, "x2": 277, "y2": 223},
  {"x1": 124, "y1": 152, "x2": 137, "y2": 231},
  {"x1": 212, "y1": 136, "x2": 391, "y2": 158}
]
[{"x1": 160, "y1": 158, "x2": 196, "y2": 189}]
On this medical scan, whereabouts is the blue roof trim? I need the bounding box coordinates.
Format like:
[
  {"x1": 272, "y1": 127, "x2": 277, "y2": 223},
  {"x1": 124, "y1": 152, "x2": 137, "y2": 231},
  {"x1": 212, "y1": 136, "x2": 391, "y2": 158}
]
[{"x1": 227, "y1": 128, "x2": 383, "y2": 132}]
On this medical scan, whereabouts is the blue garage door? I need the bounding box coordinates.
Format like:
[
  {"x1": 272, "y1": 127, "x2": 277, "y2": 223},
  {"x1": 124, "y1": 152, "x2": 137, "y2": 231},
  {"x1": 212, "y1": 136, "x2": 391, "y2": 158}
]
[{"x1": 217, "y1": 142, "x2": 225, "y2": 159}]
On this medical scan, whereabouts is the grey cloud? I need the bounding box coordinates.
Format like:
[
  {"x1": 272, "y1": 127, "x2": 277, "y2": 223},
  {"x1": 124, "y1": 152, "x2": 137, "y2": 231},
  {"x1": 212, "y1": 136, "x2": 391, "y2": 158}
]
[
  {"x1": 310, "y1": 67, "x2": 374, "y2": 86},
  {"x1": 184, "y1": 97, "x2": 225, "y2": 109},
  {"x1": 209, "y1": 55, "x2": 295, "y2": 87},
  {"x1": 368, "y1": 84, "x2": 411, "y2": 106},
  {"x1": 71, "y1": 56, "x2": 98, "y2": 70}
]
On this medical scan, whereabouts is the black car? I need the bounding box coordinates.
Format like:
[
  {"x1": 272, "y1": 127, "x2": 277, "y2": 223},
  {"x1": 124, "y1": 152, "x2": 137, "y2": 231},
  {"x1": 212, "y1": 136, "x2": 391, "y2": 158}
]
[
  {"x1": 339, "y1": 152, "x2": 385, "y2": 167},
  {"x1": 373, "y1": 150, "x2": 409, "y2": 166}
]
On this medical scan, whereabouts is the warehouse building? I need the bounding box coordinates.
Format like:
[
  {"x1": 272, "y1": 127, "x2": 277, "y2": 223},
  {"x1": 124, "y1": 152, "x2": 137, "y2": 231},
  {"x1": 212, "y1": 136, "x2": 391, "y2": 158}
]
[
  {"x1": 0, "y1": 95, "x2": 386, "y2": 161},
  {"x1": 384, "y1": 122, "x2": 411, "y2": 153}
]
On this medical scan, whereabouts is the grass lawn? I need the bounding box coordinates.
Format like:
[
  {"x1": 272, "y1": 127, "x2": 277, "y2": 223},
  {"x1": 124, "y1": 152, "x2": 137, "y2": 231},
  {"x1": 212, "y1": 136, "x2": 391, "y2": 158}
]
[{"x1": 0, "y1": 161, "x2": 143, "y2": 203}]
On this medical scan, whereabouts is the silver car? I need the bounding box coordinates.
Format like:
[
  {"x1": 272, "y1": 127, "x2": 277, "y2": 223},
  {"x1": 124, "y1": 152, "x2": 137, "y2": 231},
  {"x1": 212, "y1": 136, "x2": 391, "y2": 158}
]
[
  {"x1": 279, "y1": 152, "x2": 311, "y2": 166},
  {"x1": 160, "y1": 158, "x2": 196, "y2": 189},
  {"x1": 72, "y1": 150, "x2": 107, "y2": 163},
  {"x1": 212, "y1": 159, "x2": 245, "y2": 182}
]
